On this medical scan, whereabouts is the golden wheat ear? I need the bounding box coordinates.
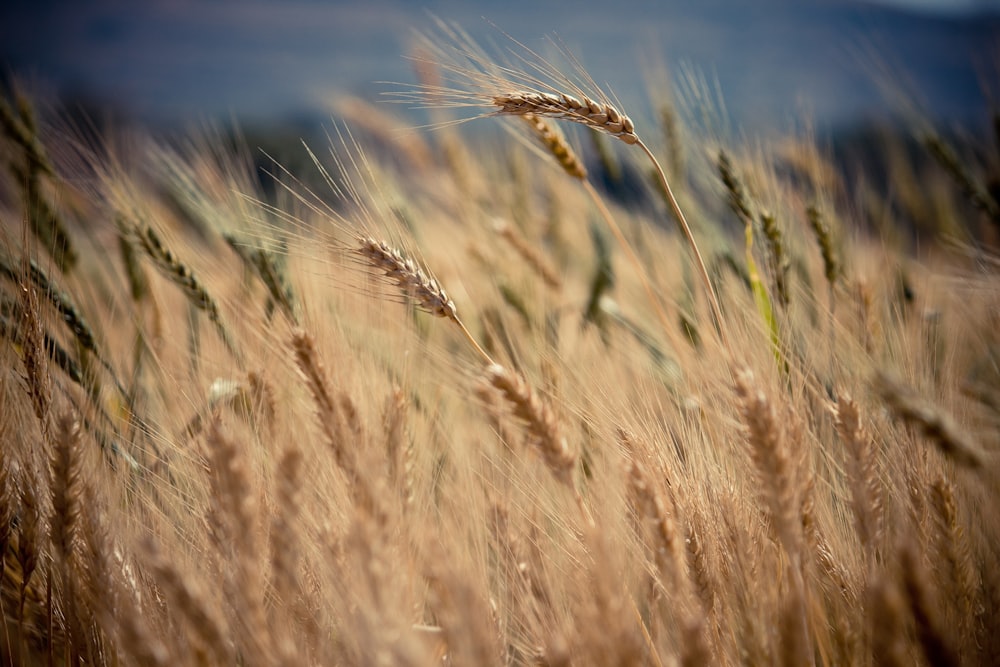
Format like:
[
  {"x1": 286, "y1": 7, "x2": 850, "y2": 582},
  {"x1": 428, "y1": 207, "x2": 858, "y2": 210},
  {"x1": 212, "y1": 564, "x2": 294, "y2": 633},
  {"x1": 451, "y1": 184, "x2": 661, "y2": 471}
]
[
  {"x1": 355, "y1": 236, "x2": 494, "y2": 365},
  {"x1": 495, "y1": 92, "x2": 638, "y2": 145},
  {"x1": 482, "y1": 363, "x2": 593, "y2": 526}
]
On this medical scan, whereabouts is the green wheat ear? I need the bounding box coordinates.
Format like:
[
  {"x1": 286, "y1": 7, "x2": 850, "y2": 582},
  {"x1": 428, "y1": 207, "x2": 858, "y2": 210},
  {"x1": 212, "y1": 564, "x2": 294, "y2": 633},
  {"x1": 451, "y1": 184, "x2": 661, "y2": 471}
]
[{"x1": 744, "y1": 224, "x2": 784, "y2": 373}]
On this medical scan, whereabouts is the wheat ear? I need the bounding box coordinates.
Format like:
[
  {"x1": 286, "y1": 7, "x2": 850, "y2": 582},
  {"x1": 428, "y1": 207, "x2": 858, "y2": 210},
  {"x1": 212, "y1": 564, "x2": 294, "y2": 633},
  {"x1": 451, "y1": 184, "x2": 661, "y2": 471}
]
[
  {"x1": 494, "y1": 92, "x2": 638, "y2": 144},
  {"x1": 132, "y1": 224, "x2": 242, "y2": 362},
  {"x1": 834, "y1": 394, "x2": 883, "y2": 562},
  {"x1": 733, "y1": 366, "x2": 815, "y2": 667},
  {"x1": 520, "y1": 112, "x2": 588, "y2": 180},
  {"x1": 484, "y1": 363, "x2": 593, "y2": 526},
  {"x1": 493, "y1": 218, "x2": 563, "y2": 291},
  {"x1": 356, "y1": 236, "x2": 494, "y2": 365},
  {"x1": 874, "y1": 371, "x2": 985, "y2": 468}
]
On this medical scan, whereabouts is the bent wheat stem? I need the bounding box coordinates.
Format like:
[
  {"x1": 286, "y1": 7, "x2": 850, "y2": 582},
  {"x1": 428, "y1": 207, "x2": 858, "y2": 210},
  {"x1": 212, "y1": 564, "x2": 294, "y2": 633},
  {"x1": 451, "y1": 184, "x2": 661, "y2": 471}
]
[{"x1": 636, "y1": 138, "x2": 730, "y2": 353}]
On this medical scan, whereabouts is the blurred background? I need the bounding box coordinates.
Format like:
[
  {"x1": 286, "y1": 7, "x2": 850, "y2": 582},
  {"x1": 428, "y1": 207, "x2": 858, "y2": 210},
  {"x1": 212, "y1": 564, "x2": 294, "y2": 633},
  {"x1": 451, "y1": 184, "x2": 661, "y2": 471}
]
[{"x1": 1, "y1": 0, "x2": 998, "y2": 137}]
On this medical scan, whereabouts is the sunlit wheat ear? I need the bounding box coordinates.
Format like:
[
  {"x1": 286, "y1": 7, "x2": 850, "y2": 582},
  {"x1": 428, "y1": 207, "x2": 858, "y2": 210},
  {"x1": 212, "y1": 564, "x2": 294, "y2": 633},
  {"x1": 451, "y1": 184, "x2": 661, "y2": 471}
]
[
  {"x1": 485, "y1": 363, "x2": 573, "y2": 482},
  {"x1": 483, "y1": 363, "x2": 592, "y2": 525},
  {"x1": 356, "y1": 236, "x2": 494, "y2": 365},
  {"x1": 500, "y1": 93, "x2": 638, "y2": 145},
  {"x1": 520, "y1": 113, "x2": 587, "y2": 180},
  {"x1": 358, "y1": 236, "x2": 458, "y2": 319}
]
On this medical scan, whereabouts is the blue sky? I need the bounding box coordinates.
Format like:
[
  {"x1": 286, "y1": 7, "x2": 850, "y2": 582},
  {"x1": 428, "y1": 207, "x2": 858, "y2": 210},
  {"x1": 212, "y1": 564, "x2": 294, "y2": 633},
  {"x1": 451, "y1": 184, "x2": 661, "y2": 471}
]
[{"x1": 1, "y1": 1, "x2": 997, "y2": 132}]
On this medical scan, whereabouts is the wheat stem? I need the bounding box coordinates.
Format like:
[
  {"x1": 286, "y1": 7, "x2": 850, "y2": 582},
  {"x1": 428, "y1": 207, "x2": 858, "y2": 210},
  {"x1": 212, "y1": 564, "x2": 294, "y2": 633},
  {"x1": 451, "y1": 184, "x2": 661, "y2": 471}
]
[{"x1": 638, "y1": 139, "x2": 730, "y2": 354}]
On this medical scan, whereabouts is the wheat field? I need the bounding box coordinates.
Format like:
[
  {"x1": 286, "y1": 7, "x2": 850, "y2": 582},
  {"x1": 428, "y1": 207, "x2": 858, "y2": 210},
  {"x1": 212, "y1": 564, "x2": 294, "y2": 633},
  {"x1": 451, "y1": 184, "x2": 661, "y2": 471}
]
[{"x1": 0, "y1": 23, "x2": 998, "y2": 666}]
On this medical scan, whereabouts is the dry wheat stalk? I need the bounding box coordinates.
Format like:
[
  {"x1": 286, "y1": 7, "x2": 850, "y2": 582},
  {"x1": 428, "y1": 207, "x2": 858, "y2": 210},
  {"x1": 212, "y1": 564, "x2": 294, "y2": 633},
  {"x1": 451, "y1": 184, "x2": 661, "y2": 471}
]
[
  {"x1": 733, "y1": 367, "x2": 801, "y2": 553},
  {"x1": 484, "y1": 364, "x2": 595, "y2": 525},
  {"x1": 291, "y1": 330, "x2": 385, "y2": 524},
  {"x1": 270, "y1": 446, "x2": 303, "y2": 603},
  {"x1": 618, "y1": 427, "x2": 685, "y2": 591},
  {"x1": 733, "y1": 366, "x2": 815, "y2": 667},
  {"x1": 49, "y1": 411, "x2": 82, "y2": 564},
  {"x1": 684, "y1": 516, "x2": 716, "y2": 617},
  {"x1": 269, "y1": 445, "x2": 304, "y2": 664},
  {"x1": 929, "y1": 476, "x2": 979, "y2": 649},
  {"x1": 383, "y1": 386, "x2": 414, "y2": 509},
  {"x1": 18, "y1": 278, "x2": 51, "y2": 433}
]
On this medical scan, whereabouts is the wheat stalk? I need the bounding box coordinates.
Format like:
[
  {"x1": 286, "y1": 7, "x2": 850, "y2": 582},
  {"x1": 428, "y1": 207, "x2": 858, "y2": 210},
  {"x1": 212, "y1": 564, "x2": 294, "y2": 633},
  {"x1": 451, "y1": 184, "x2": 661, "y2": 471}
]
[{"x1": 834, "y1": 394, "x2": 884, "y2": 561}]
